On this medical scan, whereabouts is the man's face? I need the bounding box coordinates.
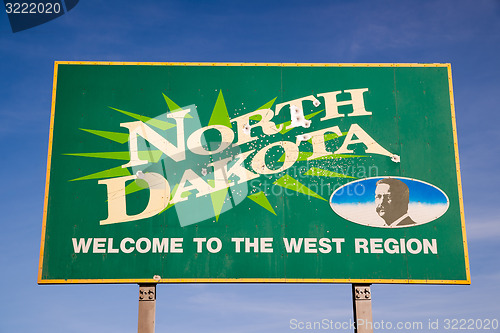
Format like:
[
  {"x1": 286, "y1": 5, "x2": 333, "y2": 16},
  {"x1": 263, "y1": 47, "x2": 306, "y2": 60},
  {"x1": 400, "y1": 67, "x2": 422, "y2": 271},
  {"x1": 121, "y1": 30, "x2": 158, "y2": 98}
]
[{"x1": 375, "y1": 183, "x2": 394, "y2": 220}]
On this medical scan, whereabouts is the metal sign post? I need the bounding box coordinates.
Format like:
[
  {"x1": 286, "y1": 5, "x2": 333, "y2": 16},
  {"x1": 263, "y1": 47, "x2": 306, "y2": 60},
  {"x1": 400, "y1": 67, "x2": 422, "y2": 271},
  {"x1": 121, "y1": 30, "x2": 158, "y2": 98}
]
[
  {"x1": 138, "y1": 284, "x2": 156, "y2": 333},
  {"x1": 352, "y1": 284, "x2": 373, "y2": 333}
]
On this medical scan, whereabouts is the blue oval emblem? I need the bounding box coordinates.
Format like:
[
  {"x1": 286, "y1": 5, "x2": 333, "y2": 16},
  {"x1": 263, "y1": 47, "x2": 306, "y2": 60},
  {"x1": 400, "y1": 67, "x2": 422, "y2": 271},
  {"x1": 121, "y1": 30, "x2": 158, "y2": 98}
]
[{"x1": 330, "y1": 177, "x2": 449, "y2": 228}]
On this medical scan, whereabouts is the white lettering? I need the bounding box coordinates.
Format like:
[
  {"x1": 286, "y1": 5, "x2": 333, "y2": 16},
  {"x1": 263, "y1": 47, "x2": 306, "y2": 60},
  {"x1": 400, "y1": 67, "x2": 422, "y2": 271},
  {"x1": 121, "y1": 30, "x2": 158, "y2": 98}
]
[
  {"x1": 245, "y1": 238, "x2": 259, "y2": 253},
  {"x1": 275, "y1": 95, "x2": 318, "y2": 118},
  {"x1": 72, "y1": 238, "x2": 92, "y2": 253},
  {"x1": 120, "y1": 108, "x2": 190, "y2": 167},
  {"x1": 187, "y1": 125, "x2": 234, "y2": 155},
  {"x1": 319, "y1": 88, "x2": 371, "y2": 121},
  {"x1": 335, "y1": 124, "x2": 392, "y2": 156},
  {"x1": 283, "y1": 238, "x2": 303, "y2": 253},
  {"x1": 331, "y1": 238, "x2": 345, "y2": 253},
  {"x1": 120, "y1": 238, "x2": 135, "y2": 253},
  {"x1": 384, "y1": 238, "x2": 399, "y2": 254},
  {"x1": 304, "y1": 238, "x2": 317, "y2": 253},
  {"x1": 193, "y1": 238, "x2": 207, "y2": 253},
  {"x1": 260, "y1": 238, "x2": 273, "y2": 253},
  {"x1": 136, "y1": 237, "x2": 152, "y2": 253},
  {"x1": 207, "y1": 237, "x2": 222, "y2": 253},
  {"x1": 107, "y1": 238, "x2": 119, "y2": 253},
  {"x1": 318, "y1": 238, "x2": 332, "y2": 253},
  {"x1": 170, "y1": 238, "x2": 183, "y2": 253},
  {"x1": 153, "y1": 238, "x2": 168, "y2": 253},
  {"x1": 355, "y1": 238, "x2": 369, "y2": 253},
  {"x1": 423, "y1": 239, "x2": 438, "y2": 254},
  {"x1": 370, "y1": 238, "x2": 383, "y2": 254},
  {"x1": 93, "y1": 238, "x2": 106, "y2": 253},
  {"x1": 252, "y1": 141, "x2": 299, "y2": 174},
  {"x1": 231, "y1": 238, "x2": 244, "y2": 253},
  {"x1": 298, "y1": 126, "x2": 342, "y2": 160},
  {"x1": 99, "y1": 172, "x2": 170, "y2": 225},
  {"x1": 407, "y1": 238, "x2": 422, "y2": 254},
  {"x1": 171, "y1": 169, "x2": 212, "y2": 203},
  {"x1": 232, "y1": 109, "x2": 282, "y2": 146}
]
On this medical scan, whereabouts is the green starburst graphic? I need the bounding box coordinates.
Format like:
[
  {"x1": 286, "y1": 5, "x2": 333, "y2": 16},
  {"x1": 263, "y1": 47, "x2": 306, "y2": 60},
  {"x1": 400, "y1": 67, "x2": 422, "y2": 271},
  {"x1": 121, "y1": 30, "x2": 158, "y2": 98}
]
[{"x1": 65, "y1": 91, "x2": 359, "y2": 222}]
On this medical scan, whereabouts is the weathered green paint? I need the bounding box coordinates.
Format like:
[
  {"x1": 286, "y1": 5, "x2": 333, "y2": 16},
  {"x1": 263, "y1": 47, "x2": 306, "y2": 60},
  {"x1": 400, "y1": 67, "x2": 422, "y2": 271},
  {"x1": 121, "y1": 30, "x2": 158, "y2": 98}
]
[{"x1": 39, "y1": 63, "x2": 468, "y2": 284}]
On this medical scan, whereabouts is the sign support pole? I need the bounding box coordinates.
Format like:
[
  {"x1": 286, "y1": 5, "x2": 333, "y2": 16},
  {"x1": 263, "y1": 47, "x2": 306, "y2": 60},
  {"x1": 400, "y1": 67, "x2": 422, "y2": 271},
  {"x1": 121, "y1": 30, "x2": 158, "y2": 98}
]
[
  {"x1": 138, "y1": 284, "x2": 156, "y2": 333},
  {"x1": 352, "y1": 284, "x2": 373, "y2": 333}
]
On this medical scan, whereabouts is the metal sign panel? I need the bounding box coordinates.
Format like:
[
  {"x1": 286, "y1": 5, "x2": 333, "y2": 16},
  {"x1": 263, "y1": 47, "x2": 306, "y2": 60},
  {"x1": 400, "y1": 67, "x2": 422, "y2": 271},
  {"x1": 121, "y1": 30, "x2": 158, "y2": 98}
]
[{"x1": 38, "y1": 62, "x2": 470, "y2": 284}]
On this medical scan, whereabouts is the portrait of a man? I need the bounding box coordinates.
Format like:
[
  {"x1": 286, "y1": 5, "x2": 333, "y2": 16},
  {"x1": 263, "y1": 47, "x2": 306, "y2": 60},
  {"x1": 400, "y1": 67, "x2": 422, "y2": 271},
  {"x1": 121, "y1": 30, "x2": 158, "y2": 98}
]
[{"x1": 375, "y1": 178, "x2": 416, "y2": 227}]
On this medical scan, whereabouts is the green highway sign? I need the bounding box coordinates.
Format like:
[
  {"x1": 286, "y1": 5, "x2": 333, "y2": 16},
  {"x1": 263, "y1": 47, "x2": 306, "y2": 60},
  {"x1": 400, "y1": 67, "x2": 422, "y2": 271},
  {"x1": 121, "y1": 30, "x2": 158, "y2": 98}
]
[{"x1": 38, "y1": 62, "x2": 470, "y2": 284}]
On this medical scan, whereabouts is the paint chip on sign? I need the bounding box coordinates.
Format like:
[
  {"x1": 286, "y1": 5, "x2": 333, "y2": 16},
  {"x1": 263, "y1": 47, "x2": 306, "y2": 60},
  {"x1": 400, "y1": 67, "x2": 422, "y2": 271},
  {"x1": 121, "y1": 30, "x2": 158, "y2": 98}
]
[
  {"x1": 287, "y1": 105, "x2": 311, "y2": 129},
  {"x1": 296, "y1": 134, "x2": 312, "y2": 142},
  {"x1": 242, "y1": 123, "x2": 251, "y2": 135}
]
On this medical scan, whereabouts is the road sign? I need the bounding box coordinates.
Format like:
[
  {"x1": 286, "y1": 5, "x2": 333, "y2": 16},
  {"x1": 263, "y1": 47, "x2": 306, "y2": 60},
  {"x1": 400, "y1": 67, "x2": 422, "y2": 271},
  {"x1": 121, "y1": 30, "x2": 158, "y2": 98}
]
[{"x1": 38, "y1": 62, "x2": 469, "y2": 284}]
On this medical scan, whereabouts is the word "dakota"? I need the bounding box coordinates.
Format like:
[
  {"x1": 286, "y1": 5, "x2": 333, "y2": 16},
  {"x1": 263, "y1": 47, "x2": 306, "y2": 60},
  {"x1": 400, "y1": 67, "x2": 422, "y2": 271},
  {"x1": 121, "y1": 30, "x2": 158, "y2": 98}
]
[{"x1": 99, "y1": 88, "x2": 395, "y2": 225}]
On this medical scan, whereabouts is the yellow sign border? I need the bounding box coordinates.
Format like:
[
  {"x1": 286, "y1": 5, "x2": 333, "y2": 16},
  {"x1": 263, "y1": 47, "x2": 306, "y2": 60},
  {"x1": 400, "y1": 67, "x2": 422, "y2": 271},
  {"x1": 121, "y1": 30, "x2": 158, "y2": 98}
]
[{"x1": 38, "y1": 62, "x2": 470, "y2": 285}]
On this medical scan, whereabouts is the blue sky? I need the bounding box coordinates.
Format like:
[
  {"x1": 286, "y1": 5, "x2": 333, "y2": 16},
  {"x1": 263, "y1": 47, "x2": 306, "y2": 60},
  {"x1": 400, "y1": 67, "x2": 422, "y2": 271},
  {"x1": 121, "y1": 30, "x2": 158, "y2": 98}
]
[
  {"x1": 1, "y1": 0, "x2": 500, "y2": 332},
  {"x1": 331, "y1": 178, "x2": 448, "y2": 204}
]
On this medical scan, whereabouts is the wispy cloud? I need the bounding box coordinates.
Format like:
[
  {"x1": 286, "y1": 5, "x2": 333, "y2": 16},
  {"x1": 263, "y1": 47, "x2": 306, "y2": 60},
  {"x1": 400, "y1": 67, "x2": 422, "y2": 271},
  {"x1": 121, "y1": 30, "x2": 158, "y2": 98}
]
[
  {"x1": 332, "y1": 0, "x2": 500, "y2": 59},
  {"x1": 466, "y1": 218, "x2": 500, "y2": 240},
  {"x1": 186, "y1": 288, "x2": 350, "y2": 318}
]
